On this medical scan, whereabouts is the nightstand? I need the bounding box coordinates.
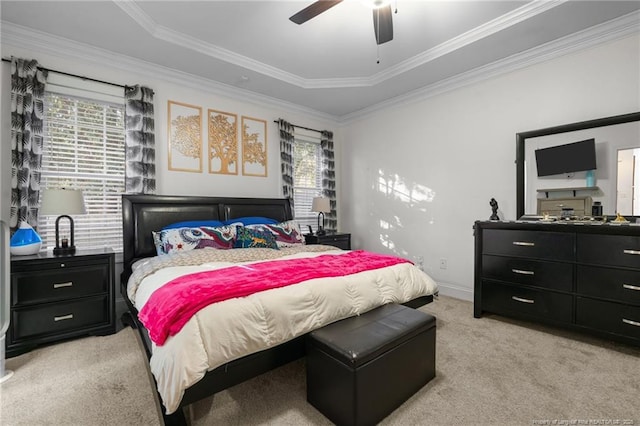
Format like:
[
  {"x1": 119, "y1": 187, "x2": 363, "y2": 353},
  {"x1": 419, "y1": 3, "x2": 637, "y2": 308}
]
[
  {"x1": 7, "y1": 248, "x2": 116, "y2": 357},
  {"x1": 305, "y1": 233, "x2": 351, "y2": 250}
]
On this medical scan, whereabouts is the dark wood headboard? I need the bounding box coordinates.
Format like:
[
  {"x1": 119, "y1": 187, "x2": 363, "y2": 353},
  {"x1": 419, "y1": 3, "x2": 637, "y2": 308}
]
[{"x1": 121, "y1": 194, "x2": 293, "y2": 280}]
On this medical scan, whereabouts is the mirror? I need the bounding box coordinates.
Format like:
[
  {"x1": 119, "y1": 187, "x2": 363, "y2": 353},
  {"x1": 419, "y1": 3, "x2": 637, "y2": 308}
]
[{"x1": 516, "y1": 112, "x2": 640, "y2": 219}]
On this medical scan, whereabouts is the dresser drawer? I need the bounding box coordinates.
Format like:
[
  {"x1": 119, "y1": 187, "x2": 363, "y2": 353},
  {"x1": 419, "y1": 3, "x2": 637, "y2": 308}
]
[
  {"x1": 482, "y1": 255, "x2": 573, "y2": 292},
  {"x1": 577, "y1": 234, "x2": 640, "y2": 268},
  {"x1": 577, "y1": 265, "x2": 640, "y2": 305},
  {"x1": 481, "y1": 281, "x2": 572, "y2": 323},
  {"x1": 11, "y1": 296, "x2": 110, "y2": 341},
  {"x1": 576, "y1": 297, "x2": 640, "y2": 340},
  {"x1": 483, "y1": 229, "x2": 574, "y2": 261},
  {"x1": 11, "y1": 263, "x2": 110, "y2": 306}
]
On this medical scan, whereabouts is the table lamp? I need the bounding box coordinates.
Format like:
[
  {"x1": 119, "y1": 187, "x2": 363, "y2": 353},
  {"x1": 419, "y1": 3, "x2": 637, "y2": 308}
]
[
  {"x1": 39, "y1": 188, "x2": 86, "y2": 255},
  {"x1": 311, "y1": 197, "x2": 331, "y2": 236}
]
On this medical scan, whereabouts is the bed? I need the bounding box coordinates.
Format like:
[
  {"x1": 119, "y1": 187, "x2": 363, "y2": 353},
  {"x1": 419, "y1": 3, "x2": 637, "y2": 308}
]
[{"x1": 120, "y1": 194, "x2": 438, "y2": 425}]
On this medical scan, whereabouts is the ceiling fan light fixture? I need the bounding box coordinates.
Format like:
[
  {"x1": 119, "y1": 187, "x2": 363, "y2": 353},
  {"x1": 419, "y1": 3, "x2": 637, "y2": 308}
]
[{"x1": 362, "y1": 0, "x2": 391, "y2": 9}]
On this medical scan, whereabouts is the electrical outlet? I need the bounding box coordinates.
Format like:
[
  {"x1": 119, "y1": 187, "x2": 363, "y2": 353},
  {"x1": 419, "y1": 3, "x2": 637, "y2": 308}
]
[{"x1": 439, "y1": 258, "x2": 447, "y2": 269}]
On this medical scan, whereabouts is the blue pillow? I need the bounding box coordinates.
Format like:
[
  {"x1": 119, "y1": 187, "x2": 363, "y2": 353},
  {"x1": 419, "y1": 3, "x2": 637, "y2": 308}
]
[
  {"x1": 163, "y1": 220, "x2": 224, "y2": 230},
  {"x1": 223, "y1": 216, "x2": 278, "y2": 226}
]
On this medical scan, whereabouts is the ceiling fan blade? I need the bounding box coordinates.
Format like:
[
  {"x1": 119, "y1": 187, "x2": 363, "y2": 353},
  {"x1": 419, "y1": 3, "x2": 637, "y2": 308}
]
[
  {"x1": 373, "y1": 5, "x2": 393, "y2": 45},
  {"x1": 289, "y1": 0, "x2": 343, "y2": 25}
]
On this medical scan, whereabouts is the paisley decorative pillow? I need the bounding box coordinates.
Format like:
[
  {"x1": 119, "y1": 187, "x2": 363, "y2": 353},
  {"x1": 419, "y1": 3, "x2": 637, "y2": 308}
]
[
  {"x1": 246, "y1": 220, "x2": 305, "y2": 248},
  {"x1": 233, "y1": 226, "x2": 279, "y2": 249},
  {"x1": 152, "y1": 225, "x2": 237, "y2": 255}
]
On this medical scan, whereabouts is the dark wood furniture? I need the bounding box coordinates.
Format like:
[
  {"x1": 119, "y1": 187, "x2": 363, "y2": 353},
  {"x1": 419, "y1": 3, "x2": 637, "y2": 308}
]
[
  {"x1": 307, "y1": 304, "x2": 436, "y2": 426},
  {"x1": 474, "y1": 220, "x2": 640, "y2": 346},
  {"x1": 7, "y1": 248, "x2": 115, "y2": 357},
  {"x1": 120, "y1": 195, "x2": 433, "y2": 426},
  {"x1": 304, "y1": 232, "x2": 351, "y2": 249}
]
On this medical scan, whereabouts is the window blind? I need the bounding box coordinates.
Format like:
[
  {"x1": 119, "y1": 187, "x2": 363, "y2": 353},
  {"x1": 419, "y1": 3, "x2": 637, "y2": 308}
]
[
  {"x1": 293, "y1": 133, "x2": 323, "y2": 231},
  {"x1": 38, "y1": 92, "x2": 125, "y2": 252}
]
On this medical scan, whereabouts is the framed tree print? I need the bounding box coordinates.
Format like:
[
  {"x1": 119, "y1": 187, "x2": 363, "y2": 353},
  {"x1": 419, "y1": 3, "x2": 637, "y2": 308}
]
[
  {"x1": 168, "y1": 101, "x2": 202, "y2": 172},
  {"x1": 208, "y1": 109, "x2": 238, "y2": 175},
  {"x1": 241, "y1": 116, "x2": 267, "y2": 177}
]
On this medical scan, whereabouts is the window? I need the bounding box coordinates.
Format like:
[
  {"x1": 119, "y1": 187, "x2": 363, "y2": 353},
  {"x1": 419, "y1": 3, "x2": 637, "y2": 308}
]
[
  {"x1": 38, "y1": 91, "x2": 125, "y2": 252},
  {"x1": 293, "y1": 133, "x2": 323, "y2": 232}
]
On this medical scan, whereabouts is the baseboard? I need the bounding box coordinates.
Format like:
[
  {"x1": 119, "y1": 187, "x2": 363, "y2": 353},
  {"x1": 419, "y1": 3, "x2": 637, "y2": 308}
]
[{"x1": 435, "y1": 282, "x2": 473, "y2": 302}]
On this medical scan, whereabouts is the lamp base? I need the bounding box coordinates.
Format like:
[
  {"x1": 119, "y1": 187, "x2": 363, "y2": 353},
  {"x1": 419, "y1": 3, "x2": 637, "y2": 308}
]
[{"x1": 53, "y1": 246, "x2": 76, "y2": 256}]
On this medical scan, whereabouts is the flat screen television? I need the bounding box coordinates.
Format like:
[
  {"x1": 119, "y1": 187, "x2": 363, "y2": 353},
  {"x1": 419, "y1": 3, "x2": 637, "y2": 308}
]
[{"x1": 535, "y1": 138, "x2": 597, "y2": 177}]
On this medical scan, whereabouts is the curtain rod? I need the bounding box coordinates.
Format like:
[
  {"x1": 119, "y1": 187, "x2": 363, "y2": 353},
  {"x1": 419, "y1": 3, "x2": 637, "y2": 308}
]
[
  {"x1": 273, "y1": 120, "x2": 322, "y2": 134},
  {"x1": 1, "y1": 57, "x2": 126, "y2": 89}
]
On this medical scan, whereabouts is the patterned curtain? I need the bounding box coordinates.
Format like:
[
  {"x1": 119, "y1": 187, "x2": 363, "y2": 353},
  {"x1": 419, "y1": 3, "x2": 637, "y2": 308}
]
[
  {"x1": 321, "y1": 130, "x2": 337, "y2": 232},
  {"x1": 278, "y1": 119, "x2": 295, "y2": 209},
  {"x1": 124, "y1": 85, "x2": 156, "y2": 194},
  {"x1": 10, "y1": 58, "x2": 48, "y2": 234}
]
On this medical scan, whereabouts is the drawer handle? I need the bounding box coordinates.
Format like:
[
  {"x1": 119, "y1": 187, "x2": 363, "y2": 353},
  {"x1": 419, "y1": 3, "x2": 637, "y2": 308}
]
[
  {"x1": 623, "y1": 284, "x2": 640, "y2": 291},
  {"x1": 622, "y1": 318, "x2": 640, "y2": 327},
  {"x1": 53, "y1": 281, "x2": 73, "y2": 289},
  {"x1": 54, "y1": 314, "x2": 74, "y2": 322},
  {"x1": 512, "y1": 268, "x2": 534, "y2": 276},
  {"x1": 623, "y1": 249, "x2": 640, "y2": 255},
  {"x1": 513, "y1": 241, "x2": 535, "y2": 247},
  {"x1": 512, "y1": 296, "x2": 534, "y2": 304}
]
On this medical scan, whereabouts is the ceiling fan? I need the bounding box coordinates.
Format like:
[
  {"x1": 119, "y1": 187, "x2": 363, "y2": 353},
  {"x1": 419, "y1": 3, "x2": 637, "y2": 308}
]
[{"x1": 289, "y1": 0, "x2": 394, "y2": 45}]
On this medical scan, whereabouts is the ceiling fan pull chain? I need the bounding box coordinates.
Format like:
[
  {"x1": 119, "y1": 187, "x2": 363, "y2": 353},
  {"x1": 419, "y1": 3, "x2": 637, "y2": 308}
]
[{"x1": 376, "y1": 10, "x2": 380, "y2": 64}]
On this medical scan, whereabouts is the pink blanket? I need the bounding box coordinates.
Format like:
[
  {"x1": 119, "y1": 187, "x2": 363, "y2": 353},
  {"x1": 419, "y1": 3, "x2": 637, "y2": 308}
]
[{"x1": 139, "y1": 250, "x2": 411, "y2": 345}]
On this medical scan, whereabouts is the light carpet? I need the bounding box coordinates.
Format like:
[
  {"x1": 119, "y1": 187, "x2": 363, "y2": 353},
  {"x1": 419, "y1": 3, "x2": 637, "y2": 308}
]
[{"x1": 1, "y1": 295, "x2": 639, "y2": 425}]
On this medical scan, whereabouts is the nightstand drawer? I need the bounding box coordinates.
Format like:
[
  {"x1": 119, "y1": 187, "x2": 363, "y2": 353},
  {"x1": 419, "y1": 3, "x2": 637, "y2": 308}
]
[
  {"x1": 320, "y1": 235, "x2": 350, "y2": 249},
  {"x1": 12, "y1": 264, "x2": 110, "y2": 306},
  {"x1": 11, "y1": 295, "x2": 110, "y2": 341},
  {"x1": 305, "y1": 233, "x2": 351, "y2": 250}
]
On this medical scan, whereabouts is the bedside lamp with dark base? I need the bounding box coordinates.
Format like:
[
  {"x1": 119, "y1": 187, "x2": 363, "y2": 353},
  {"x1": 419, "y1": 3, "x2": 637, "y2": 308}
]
[
  {"x1": 40, "y1": 189, "x2": 86, "y2": 256},
  {"x1": 312, "y1": 196, "x2": 331, "y2": 236}
]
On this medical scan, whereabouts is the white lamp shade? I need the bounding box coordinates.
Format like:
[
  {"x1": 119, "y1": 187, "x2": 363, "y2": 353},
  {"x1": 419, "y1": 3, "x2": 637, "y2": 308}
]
[
  {"x1": 311, "y1": 197, "x2": 331, "y2": 213},
  {"x1": 40, "y1": 189, "x2": 87, "y2": 216}
]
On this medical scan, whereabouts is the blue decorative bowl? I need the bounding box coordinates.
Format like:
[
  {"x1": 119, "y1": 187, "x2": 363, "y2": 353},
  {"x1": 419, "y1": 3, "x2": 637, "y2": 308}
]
[{"x1": 10, "y1": 223, "x2": 42, "y2": 256}]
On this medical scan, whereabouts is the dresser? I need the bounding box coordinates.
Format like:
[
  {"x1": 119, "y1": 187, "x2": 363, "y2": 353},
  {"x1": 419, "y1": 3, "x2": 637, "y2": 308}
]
[
  {"x1": 7, "y1": 248, "x2": 116, "y2": 357},
  {"x1": 474, "y1": 221, "x2": 640, "y2": 346},
  {"x1": 304, "y1": 232, "x2": 351, "y2": 250}
]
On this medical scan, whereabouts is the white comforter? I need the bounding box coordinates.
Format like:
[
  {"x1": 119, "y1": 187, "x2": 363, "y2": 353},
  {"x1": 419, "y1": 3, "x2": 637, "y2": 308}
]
[{"x1": 127, "y1": 246, "x2": 438, "y2": 414}]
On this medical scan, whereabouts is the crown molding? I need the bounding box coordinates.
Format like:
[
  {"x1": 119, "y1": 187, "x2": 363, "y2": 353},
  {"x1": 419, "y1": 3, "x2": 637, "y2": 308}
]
[
  {"x1": 114, "y1": 1, "x2": 308, "y2": 88},
  {"x1": 113, "y1": 0, "x2": 565, "y2": 90},
  {"x1": 340, "y1": 10, "x2": 640, "y2": 124},
  {"x1": 0, "y1": 21, "x2": 339, "y2": 124}
]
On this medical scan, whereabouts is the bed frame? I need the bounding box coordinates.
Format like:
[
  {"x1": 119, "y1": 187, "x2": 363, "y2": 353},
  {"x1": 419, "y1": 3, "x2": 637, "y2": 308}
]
[{"x1": 120, "y1": 194, "x2": 433, "y2": 425}]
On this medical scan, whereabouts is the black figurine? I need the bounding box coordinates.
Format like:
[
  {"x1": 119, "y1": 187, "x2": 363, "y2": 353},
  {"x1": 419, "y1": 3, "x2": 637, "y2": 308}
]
[{"x1": 489, "y1": 198, "x2": 499, "y2": 220}]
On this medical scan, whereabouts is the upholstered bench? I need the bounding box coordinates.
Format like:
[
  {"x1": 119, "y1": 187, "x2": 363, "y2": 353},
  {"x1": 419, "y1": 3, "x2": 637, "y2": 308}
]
[{"x1": 306, "y1": 303, "x2": 436, "y2": 426}]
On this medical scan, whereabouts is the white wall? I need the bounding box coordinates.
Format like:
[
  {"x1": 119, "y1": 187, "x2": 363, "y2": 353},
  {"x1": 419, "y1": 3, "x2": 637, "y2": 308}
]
[
  {"x1": 0, "y1": 45, "x2": 341, "y2": 204},
  {"x1": 341, "y1": 34, "x2": 640, "y2": 301}
]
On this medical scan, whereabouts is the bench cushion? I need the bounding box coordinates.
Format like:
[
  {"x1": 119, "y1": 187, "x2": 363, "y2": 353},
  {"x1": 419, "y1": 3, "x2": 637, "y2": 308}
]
[{"x1": 308, "y1": 303, "x2": 436, "y2": 367}]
